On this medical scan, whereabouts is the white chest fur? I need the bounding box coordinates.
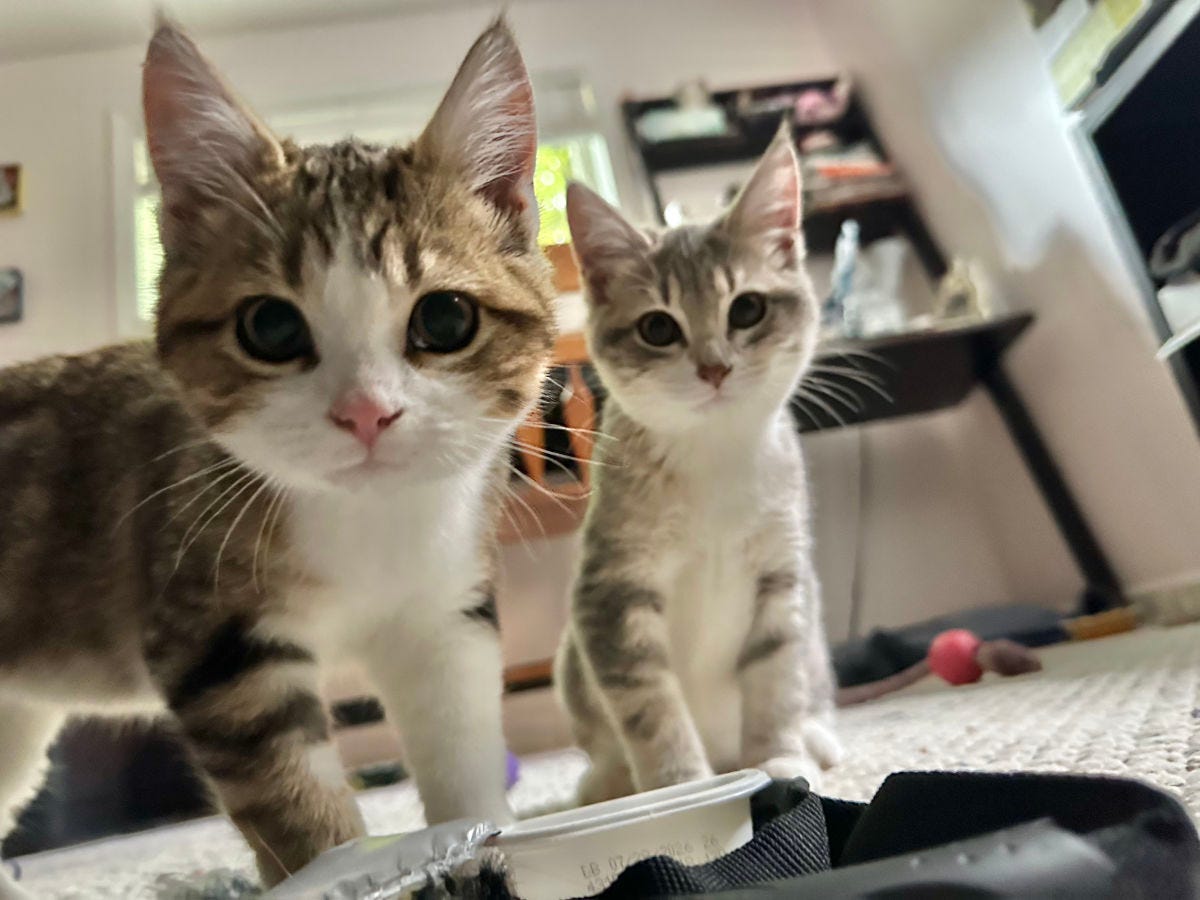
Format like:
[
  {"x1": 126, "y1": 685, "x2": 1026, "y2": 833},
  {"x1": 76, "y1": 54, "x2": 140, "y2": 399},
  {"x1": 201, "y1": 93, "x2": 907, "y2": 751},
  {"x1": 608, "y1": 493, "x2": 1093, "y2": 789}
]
[
  {"x1": 666, "y1": 454, "x2": 761, "y2": 673},
  {"x1": 662, "y1": 418, "x2": 800, "y2": 635},
  {"x1": 656, "y1": 418, "x2": 806, "y2": 768},
  {"x1": 283, "y1": 471, "x2": 489, "y2": 653}
]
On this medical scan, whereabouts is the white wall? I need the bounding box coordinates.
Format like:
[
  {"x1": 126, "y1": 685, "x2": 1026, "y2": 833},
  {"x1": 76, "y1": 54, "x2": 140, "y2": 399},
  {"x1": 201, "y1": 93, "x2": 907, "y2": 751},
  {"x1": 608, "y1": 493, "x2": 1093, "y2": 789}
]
[{"x1": 811, "y1": 0, "x2": 1200, "y2": 599}]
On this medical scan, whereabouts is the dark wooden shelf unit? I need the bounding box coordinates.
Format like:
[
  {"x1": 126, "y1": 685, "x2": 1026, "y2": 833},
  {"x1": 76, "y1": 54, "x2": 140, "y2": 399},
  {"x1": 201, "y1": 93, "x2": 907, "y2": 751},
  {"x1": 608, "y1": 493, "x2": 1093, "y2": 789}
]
[{"x1": 621, "y1": 78, "x2": 948, "y2": 277}]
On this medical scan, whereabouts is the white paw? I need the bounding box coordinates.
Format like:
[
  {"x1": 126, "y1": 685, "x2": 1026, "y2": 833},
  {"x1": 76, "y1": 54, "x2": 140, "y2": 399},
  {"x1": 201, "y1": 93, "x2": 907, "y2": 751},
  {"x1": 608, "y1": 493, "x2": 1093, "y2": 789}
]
[
  {"x1": 633, "y1": 763, "x2": 715, "y2": 796},
  {"x1": 802, "y1": 720, "x2": 844, "y2": 769},
  {"x1": 577, "y1": 765, "x2": 634, "y2": 806},
  {"x1": 755, "y1": 755, "x2": 823, "y2": 789},
  {"x1": 640, "y1": 761, "x2": 715, "y2": 792}
]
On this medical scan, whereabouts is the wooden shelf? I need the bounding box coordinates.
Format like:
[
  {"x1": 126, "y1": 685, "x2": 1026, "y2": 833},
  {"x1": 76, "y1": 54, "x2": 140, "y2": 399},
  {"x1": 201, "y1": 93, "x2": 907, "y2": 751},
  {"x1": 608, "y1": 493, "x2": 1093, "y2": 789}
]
[
  {"x1": 807, "y1": 179, "x2": 910, "y2": 216},
  {"x1": 622, "y1": 77, "x2": 948, "y2": 280},
  {"x1": 623, "y1": 76, "x2": 873, "y2": 174},
  {"x1": 504, "y1": 658, "x2": 556, "y2": 693},
  {"x1": 795, "y1": 312, "x2": 1035, "y2": 432}
]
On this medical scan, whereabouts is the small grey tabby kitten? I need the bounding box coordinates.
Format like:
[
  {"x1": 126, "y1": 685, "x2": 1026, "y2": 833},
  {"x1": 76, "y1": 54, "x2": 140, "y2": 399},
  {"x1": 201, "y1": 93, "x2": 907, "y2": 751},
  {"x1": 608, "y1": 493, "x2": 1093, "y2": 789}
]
[{"x1": 555, "y1": 126, "x2": 841, "y2": 804}]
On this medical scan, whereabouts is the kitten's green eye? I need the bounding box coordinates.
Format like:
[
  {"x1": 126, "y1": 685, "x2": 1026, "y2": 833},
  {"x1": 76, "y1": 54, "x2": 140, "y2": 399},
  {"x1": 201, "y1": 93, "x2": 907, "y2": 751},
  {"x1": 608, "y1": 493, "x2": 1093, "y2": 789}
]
[
  {"x1": 236, "y1": 296, "x2": 314, "y2": 364},
  {"x1": 636, "y1": 311, "x2": 682, "y2": 348},
  {"x1": 729, "y1": 292, "x2": 767, "y2": 330},
  {"x1": 409, "y1": 291, "x2": 479, "y2": 353}
]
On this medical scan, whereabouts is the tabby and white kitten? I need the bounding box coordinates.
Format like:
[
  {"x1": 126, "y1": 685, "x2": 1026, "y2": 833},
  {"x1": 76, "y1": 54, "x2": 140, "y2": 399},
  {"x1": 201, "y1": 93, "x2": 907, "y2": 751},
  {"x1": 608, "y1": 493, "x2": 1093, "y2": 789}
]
[
  {"x1": 555, "y1": 127, "x2": 841, "y2": 804},
  {"x1": 0, "y1": 20, "x2": 554, "y2": 891}
]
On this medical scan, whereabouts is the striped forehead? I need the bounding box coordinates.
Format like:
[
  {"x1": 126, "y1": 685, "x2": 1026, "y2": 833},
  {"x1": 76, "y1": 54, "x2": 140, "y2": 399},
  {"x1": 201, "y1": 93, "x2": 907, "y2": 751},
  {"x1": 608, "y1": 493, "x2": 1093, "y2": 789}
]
[
  {"x1": 282, "y1": 139, "x2": 407, "y2": 288},
  {"x1": 653, "y1": 226, "x2": 736, "y2": 308}
]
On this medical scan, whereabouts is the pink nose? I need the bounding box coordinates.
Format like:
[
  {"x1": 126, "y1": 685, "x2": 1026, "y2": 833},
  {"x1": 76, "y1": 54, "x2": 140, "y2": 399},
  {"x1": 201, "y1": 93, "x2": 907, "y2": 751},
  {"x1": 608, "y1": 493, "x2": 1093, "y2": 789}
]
[
  {"x1": 697, "y1": 363, "x2": 731, "y2": 388},
  {"x1": 329, "y1": 393, "x2": 402, "y2": 448}
]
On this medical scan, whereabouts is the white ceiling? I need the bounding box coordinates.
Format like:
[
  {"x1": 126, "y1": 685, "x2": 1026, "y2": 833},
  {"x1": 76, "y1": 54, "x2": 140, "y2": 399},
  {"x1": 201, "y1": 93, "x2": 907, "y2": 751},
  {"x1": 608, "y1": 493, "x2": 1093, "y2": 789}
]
[{"x1": 0, "y1": 0, "x2": 490, "y2": 63}]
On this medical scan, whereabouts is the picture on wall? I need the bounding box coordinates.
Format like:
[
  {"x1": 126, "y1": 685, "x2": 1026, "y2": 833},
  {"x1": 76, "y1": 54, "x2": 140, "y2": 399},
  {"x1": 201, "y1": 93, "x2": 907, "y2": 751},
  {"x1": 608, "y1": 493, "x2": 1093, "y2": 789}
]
[
  {"x1": 0, "y1": 164, "x2": 22, "y2": 215},
  {"x1": 0, "y1": 268, "x2": 22, "y2": 323}
]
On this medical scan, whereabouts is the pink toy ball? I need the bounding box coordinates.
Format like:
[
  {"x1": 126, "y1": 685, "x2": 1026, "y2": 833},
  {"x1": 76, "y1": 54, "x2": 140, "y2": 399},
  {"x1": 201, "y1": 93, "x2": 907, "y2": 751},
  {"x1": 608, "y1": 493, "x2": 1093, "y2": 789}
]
[{"x1": 928, "y1": 628, "x2": 984, "y2": 685}]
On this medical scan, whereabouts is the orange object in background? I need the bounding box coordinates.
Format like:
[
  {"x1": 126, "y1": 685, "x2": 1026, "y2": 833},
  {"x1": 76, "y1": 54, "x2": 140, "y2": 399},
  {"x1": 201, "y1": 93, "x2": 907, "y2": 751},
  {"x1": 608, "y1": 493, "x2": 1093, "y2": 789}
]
[
  {"x1": 1063, "y1": 607, "x2": 1140, "y2": 642},
  {"x1": 543, "y1": 243, "x2": 580, "y2": 293}
]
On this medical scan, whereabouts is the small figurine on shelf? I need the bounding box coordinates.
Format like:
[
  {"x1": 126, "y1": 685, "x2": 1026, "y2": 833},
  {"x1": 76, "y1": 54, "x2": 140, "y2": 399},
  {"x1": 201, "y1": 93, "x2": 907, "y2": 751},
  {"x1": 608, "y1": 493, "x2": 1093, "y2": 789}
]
[
  {"x1": 663, "y1": 200, "x2": 690, "y2": 228},
  {"x1": 732, "y1": 77, "x2": 851, "y2": 129},
  {"x1": 792, "y1": 77, "x2": 851, "y2": 125},
  {"x1": 824, "y1": 225, "x2": 910, "y2": 340},
  {"x1": 936, "y1": 258, "x2": 993, "y2": 321}
]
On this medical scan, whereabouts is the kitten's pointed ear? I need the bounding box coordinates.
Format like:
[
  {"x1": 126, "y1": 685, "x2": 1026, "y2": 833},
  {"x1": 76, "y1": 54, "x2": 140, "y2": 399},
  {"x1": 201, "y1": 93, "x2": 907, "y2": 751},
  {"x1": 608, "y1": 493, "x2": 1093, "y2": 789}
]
[
  {"x1": 417, "y1": 18, "x2": 539, "y2": 242},
  {"x1": 723, "y1": 121, "x2": 803, "y2": 267},
  {"x1": 566, "y1": 182, "x2": 649, "y2": 304},
  {"x1": 143, "y1": 23, "x2": 284, "y2": 248}
]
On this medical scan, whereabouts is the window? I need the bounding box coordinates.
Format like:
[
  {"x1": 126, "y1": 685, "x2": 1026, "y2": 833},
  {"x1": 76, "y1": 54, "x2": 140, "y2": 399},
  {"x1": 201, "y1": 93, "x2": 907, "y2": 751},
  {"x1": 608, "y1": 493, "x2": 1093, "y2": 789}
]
[{"x1": 128, "y1": 76, "x2": 616, "y2": 326}]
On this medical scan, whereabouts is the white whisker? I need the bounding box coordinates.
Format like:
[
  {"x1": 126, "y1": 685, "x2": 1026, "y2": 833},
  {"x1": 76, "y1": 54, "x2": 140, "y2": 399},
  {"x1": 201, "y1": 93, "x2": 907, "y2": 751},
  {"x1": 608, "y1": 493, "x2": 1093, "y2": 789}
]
[
  {"x1": 174, "y1": 470, "x2": 258, "y2": 571},
  {"x1": 803, "y1": 375, "x2": 863, "y2": 413},
  {"x1": 808, "y1": 361, "x2": 887, "y2": 388},
  {"x1": 263, "y1": 486, "x2": 290, "y2": 577},
  {"x1": 213, "y1": 478, "x2": 271, "y2": 588},
  {"x1": 113, "y1": 458, "x2": 239, "y2": 533},
  {"x1": 508, "y1": 439, "x2": 615, "y2": 472},
  {"x1": 791, "y1": 399, "x2": 821, "y2": 430},
  {"x1": 509, "y1": 467, "x2": 578, "y2": 514},
  {"x1": 819, "y1": 346, "x2": 892, "y2": 368},
  {"x1": 808, "y1": 363, "x2": 892, "y2": 401},
  {"x1": 147, "y1": 437, "x2": 217, "y2": 465},
  {"x1": 482, "y1": 416, "x2": 616, "y2": 442},
  {"x1": 252, "y1": 484, "x2": 285, "y2": 595},
  {"x1": 164, "y1": 464, "x2": 247, "y2": 528},
  {"x1": 498, "y1": 482, "x2": 544, "y2": 554},
  {"x1": 795, "y1": 387, "x2": 847, "y2": 427}
]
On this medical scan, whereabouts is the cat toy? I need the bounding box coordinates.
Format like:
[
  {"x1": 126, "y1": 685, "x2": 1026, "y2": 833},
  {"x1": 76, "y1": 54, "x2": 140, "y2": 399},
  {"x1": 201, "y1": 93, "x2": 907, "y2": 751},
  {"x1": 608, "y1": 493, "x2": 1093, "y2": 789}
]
[
  {"x1": 837, "y1": 588, "x2": 1200, "y2": 706},
  {"x1": 836, "y1": 628, "x2": 1040, "y2": 706}
]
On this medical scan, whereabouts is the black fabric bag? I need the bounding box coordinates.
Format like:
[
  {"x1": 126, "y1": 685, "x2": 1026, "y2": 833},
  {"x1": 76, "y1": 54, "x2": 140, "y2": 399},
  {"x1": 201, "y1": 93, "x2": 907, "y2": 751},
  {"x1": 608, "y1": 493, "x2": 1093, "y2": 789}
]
[{"x1": 584, "y1": 771, "x2": 1200, "y2": 899}]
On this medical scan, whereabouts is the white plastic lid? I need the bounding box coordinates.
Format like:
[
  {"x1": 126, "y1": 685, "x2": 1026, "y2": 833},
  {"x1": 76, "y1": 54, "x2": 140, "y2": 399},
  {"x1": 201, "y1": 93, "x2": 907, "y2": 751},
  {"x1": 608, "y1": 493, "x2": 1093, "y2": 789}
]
[{"x1": 495, "y1": 769, "x2": 771, "y2": 847}]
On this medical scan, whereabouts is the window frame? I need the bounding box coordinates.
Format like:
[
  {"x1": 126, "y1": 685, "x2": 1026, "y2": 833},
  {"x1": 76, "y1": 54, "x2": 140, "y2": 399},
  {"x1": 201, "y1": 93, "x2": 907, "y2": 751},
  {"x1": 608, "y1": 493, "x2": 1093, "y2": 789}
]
[{"x1": 110, "y1": 77, "x2": 617, "y2": 338}]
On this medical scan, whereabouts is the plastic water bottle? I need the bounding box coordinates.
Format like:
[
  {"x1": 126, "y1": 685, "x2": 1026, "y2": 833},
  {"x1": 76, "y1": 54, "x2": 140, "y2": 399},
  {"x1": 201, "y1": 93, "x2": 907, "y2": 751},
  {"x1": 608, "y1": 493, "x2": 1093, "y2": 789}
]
[{"x1": 825, "y1": 219, "x2": 860, "y2": 335}]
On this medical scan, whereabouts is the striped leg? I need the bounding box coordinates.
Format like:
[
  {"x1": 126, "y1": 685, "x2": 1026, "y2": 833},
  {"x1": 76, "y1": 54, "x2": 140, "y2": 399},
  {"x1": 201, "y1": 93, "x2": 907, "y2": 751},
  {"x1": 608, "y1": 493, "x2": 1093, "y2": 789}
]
[
  {"x1": 573, "y1": 578, "x2": 712, "y2": 792},
  {"x1": 555, "y1": 634, "x2": 635, "y2": 805},
  {"x1": 738, "y1": 566, "x2": 841, "y2": 787},
  {"x1": 161, "y1": 618, "x2": 364, "y2": 887}
]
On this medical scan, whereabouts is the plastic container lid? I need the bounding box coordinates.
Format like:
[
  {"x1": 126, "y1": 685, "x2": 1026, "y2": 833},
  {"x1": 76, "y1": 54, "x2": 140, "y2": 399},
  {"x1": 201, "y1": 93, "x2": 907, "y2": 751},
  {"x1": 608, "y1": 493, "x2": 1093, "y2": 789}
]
[{"x1": 497, "y1": 769, "x2": 770, "y2": 846}]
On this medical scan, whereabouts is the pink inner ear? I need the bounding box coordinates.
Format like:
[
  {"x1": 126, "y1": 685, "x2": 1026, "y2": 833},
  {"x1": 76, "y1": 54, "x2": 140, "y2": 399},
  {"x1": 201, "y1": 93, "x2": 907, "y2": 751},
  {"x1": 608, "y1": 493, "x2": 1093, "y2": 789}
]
[
  {"x1": 478, "y1": 81, "x2": 538, "y2": 216},
  {"x1": 143, "y1": 63, "x2": 194, "y2": 172},
  {"x1": 727, "y1": 141, "x2": 802, "y2": 266},
  {"x1": 143, "y1": 59, "x2": 213, "y2": 239},
  {"x1": 759, "y1": 151, "x2": 801, "y2": 231},
  {"x1": 582, "y1": 270, "x2": 612, "y2": 305}
]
